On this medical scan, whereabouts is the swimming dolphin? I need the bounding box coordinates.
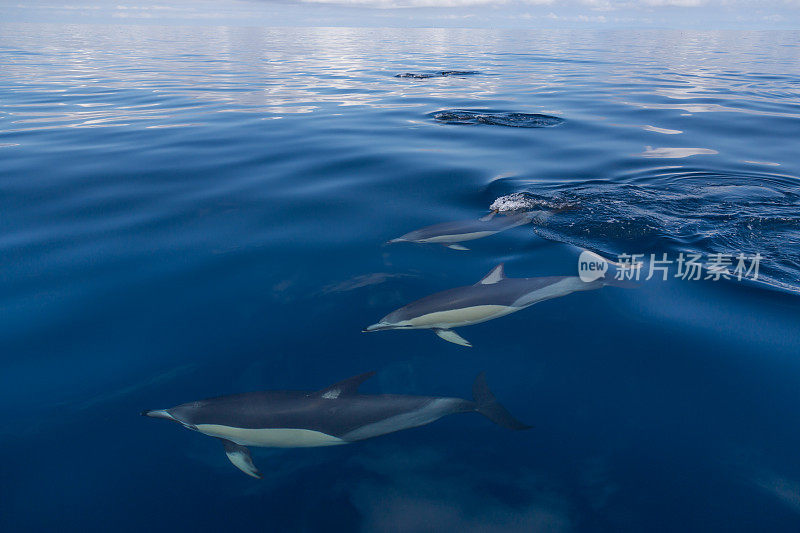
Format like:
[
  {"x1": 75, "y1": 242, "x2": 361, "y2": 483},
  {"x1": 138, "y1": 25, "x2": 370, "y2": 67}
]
[
  {"x1": 364, "y1": 263, "x2": 626, "y2": 347},
  {"x1": 143, "y1": 372, "x2": 529, "y2": 478},
  {"x1": 387, "y1": 211, "x2": 539, "y2": 251}
]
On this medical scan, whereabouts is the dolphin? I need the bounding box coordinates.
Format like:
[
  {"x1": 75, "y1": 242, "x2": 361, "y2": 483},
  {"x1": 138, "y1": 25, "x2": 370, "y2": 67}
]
[
  {"x1": 364, "y1": 263, "x2": 626, "y2": 347},
  {"x1": 143, "y1": 372, "x2": 529, "y2": 478},
  {"x1": 387, "y1": 211, "x2": 539, "y2": 251}
]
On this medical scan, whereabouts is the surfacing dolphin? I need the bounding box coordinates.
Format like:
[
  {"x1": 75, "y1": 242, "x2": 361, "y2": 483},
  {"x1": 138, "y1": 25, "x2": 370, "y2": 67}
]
[
  {"x1": 387, "y1": 211, "x2": 539, "y2": 251},
  {"x1": 143, "y1": 372, "x2": 529, "y2": 478},
  {"x1": 364, "y1": 263, "x2": 627, "y2": 347}
]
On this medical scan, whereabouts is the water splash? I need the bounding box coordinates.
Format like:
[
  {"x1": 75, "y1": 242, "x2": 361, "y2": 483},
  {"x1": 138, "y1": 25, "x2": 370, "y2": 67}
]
[{"x1": 490, "y1": 192, "x2": 578, "y2": 213}]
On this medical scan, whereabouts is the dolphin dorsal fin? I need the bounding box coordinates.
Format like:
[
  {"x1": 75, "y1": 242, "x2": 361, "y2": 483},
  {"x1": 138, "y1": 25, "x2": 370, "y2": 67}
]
[
  {"x1": 315, "y1": 371, "x2": 376, "y2": 399},
  {"x1": 477, "y1": 264, "x2": 505, "y2": 285}
]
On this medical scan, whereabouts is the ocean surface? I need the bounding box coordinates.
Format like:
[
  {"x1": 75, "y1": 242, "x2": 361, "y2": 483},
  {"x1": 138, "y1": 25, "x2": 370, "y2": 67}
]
[{"x1": 2, "y1": 24, "x2": 800, "y2": 532}]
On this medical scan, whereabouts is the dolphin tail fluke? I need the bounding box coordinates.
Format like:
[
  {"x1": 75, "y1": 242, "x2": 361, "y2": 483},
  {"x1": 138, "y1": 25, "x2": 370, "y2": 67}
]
[
  {"x1": 472, "y1": 372, "x2": 531, "y2": 430},
  {"x1": 446, "y1": 244, "x2": 469, "y2": 251},
  {"x1": 434, "y1": 328, "x2": 472, "y2": 347},
  {"x1": 221, "y1": 439, "x2": 261, "y2": 479}
]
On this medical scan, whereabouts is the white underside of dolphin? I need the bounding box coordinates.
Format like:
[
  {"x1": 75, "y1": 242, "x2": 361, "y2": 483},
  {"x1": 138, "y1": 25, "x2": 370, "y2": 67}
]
[{"x1": 193, "y1": 398, "x2": 461, "y2": 449}]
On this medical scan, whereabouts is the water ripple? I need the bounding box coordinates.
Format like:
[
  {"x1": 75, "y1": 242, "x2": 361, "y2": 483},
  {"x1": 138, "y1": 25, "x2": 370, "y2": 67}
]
[
  {"x1": 491, "y1": 170, "x2": 800, "y2": 293},
  {"x1": 432, "y1": 109, "x2": 565, "y2": 128}
]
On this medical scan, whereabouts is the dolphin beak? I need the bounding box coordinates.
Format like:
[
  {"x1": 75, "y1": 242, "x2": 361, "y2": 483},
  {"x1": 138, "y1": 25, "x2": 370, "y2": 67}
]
[
  {"x1": 384, "y1": 238, "x2": 404, "y2": 246},
  {"x1": 363, "y1": 322, "x2": 390, "y2": 332},
  {"x1": 142, "y1": 409, "x2": 174, "y2": 421}
]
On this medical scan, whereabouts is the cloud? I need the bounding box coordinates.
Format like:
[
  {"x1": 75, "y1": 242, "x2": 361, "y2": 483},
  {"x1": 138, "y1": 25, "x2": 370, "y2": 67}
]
[
  {"x1": 296, "y1": 0, "x2": 512, "y2": 7},
  {"x1": 7, "y1": 0, "x2": 799, "y2": 28},
  {"x1": 271, "y1": 0, "x2": 711, "y2": 7},
  {"x1": 640, "y1": 0, "x2": 704, "y2": 5},
  {"x1": 245, "y1": 0, "x2": 799, "y2": 12}
]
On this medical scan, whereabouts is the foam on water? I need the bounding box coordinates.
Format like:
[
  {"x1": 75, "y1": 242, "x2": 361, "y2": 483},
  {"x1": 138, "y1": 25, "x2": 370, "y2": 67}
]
[
  {"x1": 490, "y1": 192, "x2": 578, "y2": 213},
  {"x1": 492, "y1": 171, "x2": 800, "y2": 293}
]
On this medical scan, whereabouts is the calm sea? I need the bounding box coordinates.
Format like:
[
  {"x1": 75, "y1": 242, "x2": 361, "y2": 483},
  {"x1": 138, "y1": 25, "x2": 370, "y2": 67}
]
[{"x1": 1, "y1": 24, "x2": 800, "y2": 532}]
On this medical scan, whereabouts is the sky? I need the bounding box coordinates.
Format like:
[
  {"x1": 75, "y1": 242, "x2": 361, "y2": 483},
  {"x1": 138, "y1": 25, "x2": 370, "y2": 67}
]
[{"x1": 1, "y1": 0, "x2": 799, "y2": 29}]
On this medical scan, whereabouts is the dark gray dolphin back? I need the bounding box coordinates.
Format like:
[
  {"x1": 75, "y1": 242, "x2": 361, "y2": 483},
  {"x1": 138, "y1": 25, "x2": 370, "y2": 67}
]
[
  {"x1": 403, "y1": 214, "x2": 531, "y2": 240},
  {"x1": 166, "y1": 372, "x2": 461, "y2": 439}
]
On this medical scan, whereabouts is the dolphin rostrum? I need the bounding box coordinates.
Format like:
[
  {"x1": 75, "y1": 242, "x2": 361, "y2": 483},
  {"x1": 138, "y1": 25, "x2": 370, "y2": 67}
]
[
  {"x1": 387, "y1": 211, "x2": 539, "y2": 251},
  {"x1": 364, "y1": 263, "x2": 627, "y2": 347},
  {"x1": 143, "y1": 372, "x2": 529, "y2": 478}
]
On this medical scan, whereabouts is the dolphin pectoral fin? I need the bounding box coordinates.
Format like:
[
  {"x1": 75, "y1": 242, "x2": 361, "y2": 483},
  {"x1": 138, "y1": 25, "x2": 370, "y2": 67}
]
[
  {"x1": 434, "y1": 328, "x2": 472, "y2": 347},
  {"x1": 446, "y1": 244, "x2": 470, "y2": 251},
  {"x1": 220, "y1": 439, "x2": 261, "y2": 479}
]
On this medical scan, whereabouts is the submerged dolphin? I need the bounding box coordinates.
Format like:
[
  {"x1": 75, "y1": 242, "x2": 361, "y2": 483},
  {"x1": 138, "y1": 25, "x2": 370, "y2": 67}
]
[
  {"x1": 364, "y1": 263, "x2": 626, "y2": 347},
  {"x1": 143, "y1": 372, "x2": 528, "y2": 478},
  {"x1": 387, "y1": 211, "x2": 538, "y2": 251}
]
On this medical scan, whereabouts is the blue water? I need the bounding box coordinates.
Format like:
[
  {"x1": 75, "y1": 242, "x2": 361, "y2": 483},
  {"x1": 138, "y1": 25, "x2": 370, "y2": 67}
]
[{"x1": 2, "y1": 24, "x2": 800, "y2": 532}]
